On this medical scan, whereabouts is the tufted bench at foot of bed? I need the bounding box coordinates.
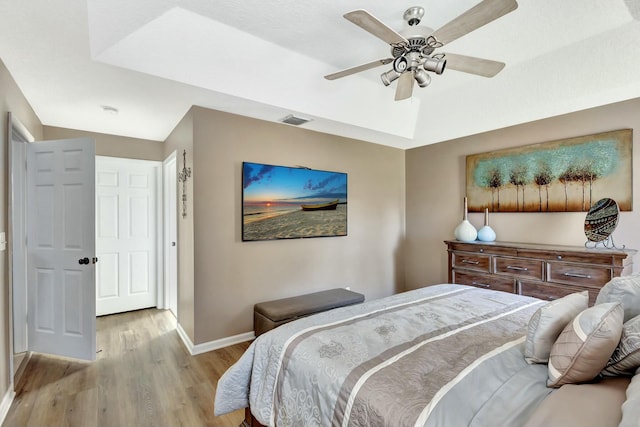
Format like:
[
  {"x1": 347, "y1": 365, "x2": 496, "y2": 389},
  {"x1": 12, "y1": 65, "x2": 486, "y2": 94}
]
[{"x1": 253, "y1": 288, "x2": 364, "y2": 337}]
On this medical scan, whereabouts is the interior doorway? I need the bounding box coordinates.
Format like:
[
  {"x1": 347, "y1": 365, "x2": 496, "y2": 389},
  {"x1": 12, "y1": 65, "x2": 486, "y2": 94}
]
[
  {"x1": 9, "y1": 113, "x2": 175, "y2": 379},
  {"x1": 95, "y1": 156, "x2": 163, "y2": 316}
]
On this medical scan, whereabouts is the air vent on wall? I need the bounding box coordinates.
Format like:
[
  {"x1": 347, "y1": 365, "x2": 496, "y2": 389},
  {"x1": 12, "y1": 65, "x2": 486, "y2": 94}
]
[{"x1": 280, "y1": 114, "x2": 311, "y2": 126}]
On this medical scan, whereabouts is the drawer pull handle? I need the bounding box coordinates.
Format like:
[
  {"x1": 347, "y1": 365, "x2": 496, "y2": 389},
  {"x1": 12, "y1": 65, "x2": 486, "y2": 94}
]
[
  {"x1": 507, "y1": 265, "x2": 528, "y2": 271},
  {"x1": 472, "y1": 282, "x2": 490, "y2": 288},
  {"x1": 462, "y1": 260, "x2": 480, "y2": 265},
  {"x1": 563, "y1": 272, "x2": 592, "y2": 279}
]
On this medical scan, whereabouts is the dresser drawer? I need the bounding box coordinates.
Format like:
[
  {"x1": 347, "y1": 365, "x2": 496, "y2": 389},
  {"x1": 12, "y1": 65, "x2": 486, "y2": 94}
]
[
  {"x1": 546, "y1": 262, "x2": 612, "y2": 288},
  {"x1": 518, "y1": 280, "x2": 598, "y2": 305},
  {"x1": 452, "y1": 252, "x2": 491, "y2": 273},
  {"x1": 519, "y1": 280, "x2": 597, "y2": 305},
  {"x1": 494, "y1": 257, "x2": 544, "y2": 280},
  {"x1": 447, "y1": 241, "x2": 517, "y2": 256},
  {"x1": 453, "y1": 271, "x2": 515, "y2": 294}
]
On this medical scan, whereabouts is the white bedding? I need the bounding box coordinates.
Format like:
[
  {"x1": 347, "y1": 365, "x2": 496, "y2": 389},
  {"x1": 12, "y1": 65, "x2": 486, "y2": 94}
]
[{"x1": 215, "y1": 284, "x2": 559, "y2": 426}]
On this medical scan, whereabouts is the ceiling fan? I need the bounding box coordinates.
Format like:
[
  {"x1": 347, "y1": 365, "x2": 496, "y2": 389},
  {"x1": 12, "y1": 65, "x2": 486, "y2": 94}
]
[{"x1": 324, "y1": 0, "x2": 518, "y2": 101}]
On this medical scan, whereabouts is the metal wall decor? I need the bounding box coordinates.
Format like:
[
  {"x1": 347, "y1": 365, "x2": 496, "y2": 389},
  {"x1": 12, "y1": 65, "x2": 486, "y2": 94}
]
[
  {"x1": 584, "y1": 198, "x2": 623, "y2": 249},
  {"x1": 178, "y1": 149, "x2": 191, "y2": 218}
]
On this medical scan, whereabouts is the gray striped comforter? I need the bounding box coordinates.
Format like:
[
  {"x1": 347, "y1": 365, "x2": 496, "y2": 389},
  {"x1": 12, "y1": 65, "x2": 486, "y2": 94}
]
[{"x1": 215, "y1": 284, "x2": 554, "y2": 427}]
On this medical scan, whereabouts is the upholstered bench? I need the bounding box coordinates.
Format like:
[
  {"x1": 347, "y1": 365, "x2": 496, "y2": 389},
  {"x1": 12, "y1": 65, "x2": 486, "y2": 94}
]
[{"x1": 253, "y1": 288, "x2": 365, "y2": 337}]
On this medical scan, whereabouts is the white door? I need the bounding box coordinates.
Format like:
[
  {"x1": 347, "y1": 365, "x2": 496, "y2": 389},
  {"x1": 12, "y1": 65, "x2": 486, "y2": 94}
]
[
  {"x1": 163, "y1": 152, "x2": 178, "y2": 317},
  {"x1": 95, "y1": 157, "x2": 160, "y2": 316},
  {"x1": 26, "y1": 138, "x2": 96, "y2": 361}
]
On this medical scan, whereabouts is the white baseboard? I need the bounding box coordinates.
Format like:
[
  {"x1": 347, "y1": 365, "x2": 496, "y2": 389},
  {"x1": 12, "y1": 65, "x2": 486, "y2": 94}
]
[
  {"x1": 0, "y1": 387, "x2": 15, "y2": 425},
  {"x1": 176, "y1": 322, "x2": 254, "y2": 356}
]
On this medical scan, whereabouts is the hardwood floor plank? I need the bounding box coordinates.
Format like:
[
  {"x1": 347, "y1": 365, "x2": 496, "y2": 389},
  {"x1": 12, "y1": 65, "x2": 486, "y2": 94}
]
[
  {"x1": 2, "y1": 309, "x2": 249, "y2": 427},
  {"x1": 66, "y1": 386, "x2": 98, "y2": 427}
]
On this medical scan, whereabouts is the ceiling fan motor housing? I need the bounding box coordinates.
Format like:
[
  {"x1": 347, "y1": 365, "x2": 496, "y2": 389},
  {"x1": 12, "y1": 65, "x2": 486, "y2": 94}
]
[{"x1": 392, "y1": 37, "x2": 434, "y2": 58}]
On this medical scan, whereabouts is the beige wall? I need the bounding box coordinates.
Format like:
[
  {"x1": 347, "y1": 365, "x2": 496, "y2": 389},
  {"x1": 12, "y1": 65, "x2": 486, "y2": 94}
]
[
  {"x1": 189, "y1": 107, "x2": 406, "y2": 344},
  {"x1": 6, "y1": 52, "x2": 639, "y2": 377},
  {"x1": 44, "y1": 126, "x2": 164, "y2": 161},
  {"x1": 405, "y1": 97, "x2": 640, "y2": 290},
  {"x1": 163, "y1": 110, "x2": 195, "y2": 340},
  {"x1": 0, "y1": 60, "x2": 43, "y2": 404}
]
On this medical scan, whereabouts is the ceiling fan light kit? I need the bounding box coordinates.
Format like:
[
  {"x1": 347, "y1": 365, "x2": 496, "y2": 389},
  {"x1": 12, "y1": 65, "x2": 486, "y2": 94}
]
[
  {"x1": 325, "y1": 0, "x2": 518, "y2": 101},
  {"x1": 414, "y1": 69, "x2": 431, "y2": 88},
  {"x1": 381, "y1": 69, "x2": 402, "y2": 86},
  {"x1": 423, "y1": 56, "x2": 446, "y2": 75}
]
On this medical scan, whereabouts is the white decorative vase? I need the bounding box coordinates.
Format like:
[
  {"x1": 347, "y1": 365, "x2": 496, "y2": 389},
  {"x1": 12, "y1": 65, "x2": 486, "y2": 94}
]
[
  {"x1": 477, "y1": 208, "x2": 496, "y2": 242},
  {"x1": 454, "y1": 197, "x2": 477, "y2": 242}
]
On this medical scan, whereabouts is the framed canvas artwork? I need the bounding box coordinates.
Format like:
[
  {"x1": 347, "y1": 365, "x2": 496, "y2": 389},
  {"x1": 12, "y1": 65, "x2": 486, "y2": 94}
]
[{"x1": 466, "y1": 129, "x2": 632, "y2": 212}]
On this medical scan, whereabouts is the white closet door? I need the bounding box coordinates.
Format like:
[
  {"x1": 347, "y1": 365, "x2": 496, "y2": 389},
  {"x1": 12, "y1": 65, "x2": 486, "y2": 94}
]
[{"x1": 96, "y1": 156, "x2": 160, "y2": 316}]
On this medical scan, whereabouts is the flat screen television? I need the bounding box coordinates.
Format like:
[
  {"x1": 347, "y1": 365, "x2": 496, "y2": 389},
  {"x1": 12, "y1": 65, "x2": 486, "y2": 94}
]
[{"x1": 242, "y1": 162, "x2": 347, "y2": 241}]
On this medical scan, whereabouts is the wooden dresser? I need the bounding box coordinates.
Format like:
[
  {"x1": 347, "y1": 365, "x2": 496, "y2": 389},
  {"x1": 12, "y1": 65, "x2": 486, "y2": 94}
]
[{"x1": 445, "y1": 240, "x2": 635, "y2": 305}]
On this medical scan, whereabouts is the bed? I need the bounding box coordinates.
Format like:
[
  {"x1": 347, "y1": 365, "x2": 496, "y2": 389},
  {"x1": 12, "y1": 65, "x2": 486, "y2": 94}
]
[{"x1": 214, "y1": 282, "x2": 640, "y2": 427}]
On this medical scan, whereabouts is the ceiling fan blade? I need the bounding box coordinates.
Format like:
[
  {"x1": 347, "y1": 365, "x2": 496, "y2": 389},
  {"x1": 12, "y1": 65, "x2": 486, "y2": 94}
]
[
  {"x1": 324, "y1": 58, "x2": 393, "y2": 80},
  {"x1": 344, "y1": 10, "x2": 409, "y2": 46},
  {"x1": 443, "y1": 53, "x2": 505, "y2": 77},
  {"x1": 431, "y1": 0, "x2": 518, "y2": 45},
  {"x1": 395, "y1": 71, "x2": 414, "y2": 101}
]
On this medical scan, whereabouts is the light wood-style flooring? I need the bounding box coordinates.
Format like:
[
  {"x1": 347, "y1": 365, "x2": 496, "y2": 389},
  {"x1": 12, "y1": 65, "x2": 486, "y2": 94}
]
[{"x1": 2, "y1": 309, "x2": 249, "y2": 427}]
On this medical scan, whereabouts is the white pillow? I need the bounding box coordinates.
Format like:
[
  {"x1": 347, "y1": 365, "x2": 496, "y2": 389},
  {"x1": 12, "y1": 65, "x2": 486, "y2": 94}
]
[
  {"x1": 524, "y1": 291, "x2": 589, "y2": 364},
  {"x1": 596, "y1": 274, "x2": 640, "y2": 322},
  {"x1": 548, "y1": 303, "x2": 624, "y2": 387}
]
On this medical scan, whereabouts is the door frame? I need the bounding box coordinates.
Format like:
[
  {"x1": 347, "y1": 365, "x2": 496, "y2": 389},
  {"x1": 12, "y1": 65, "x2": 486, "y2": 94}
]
[
  {"x1": 163, "y1": 151, "x2": 178, "y2": 316},
  {"x1": 8, "y1": 112, "x2": 35, "y2": 386}
]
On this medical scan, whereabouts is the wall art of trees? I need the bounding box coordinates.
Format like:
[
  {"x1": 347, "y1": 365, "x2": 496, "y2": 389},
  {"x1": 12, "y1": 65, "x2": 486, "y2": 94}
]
[{"x1": 466, "y1": 129, "x2": 632, "y2": 212}]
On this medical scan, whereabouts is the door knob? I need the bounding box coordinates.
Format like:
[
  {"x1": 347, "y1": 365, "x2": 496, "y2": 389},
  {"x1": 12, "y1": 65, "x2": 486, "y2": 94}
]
[{"x1": 78, "y1": 257, "x2": 90, "y2": 265}]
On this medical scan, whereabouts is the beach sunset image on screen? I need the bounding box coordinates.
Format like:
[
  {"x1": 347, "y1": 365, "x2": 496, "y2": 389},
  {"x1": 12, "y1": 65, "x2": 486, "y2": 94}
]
[{"x1": 242, "y1": 162, "x2": 347, "y2": 241}]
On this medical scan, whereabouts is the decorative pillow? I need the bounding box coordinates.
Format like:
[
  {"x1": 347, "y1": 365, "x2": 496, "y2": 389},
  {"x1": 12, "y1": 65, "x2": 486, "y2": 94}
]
[
  {"x1": 524, "y1": 291, "x2": 589, "y2": 364},
  {"x1": 596, "y1": 274, "x2": 640, "y2": 322},
  {"x1": 602, "y1": 314, "x2": 640, "y2": 376},
  {"x1": 547, "y1": 303, "x2": 624, "y2": 387}
]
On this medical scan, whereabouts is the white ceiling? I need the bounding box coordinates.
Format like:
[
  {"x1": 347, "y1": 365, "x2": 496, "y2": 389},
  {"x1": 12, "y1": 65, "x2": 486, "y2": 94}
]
[{"x1": 1, "y1": 0, "x2": 639, "y2": 149}]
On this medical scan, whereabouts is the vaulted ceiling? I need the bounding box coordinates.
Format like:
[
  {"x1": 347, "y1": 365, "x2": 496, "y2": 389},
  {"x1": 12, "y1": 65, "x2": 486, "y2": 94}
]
[{"x1": 1, "y1": 0, "x2": 639, "y2": 149}]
